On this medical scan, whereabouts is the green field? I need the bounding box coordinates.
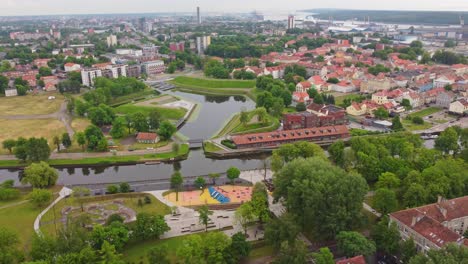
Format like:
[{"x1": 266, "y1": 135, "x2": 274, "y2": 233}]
[
  {"x1": 213, "y1": 110, "x2": 280, "y2": 138},
  {"x1": 109, "y1": 88, "x2": 159, "y2": 106},
  {"x1": 0, "y1": 144, "x2": 190, "y2": 168},
  {"x1": 402, "y1": 120, "x2": 433, "y2": 131},
  {"x1": 114, "y1": 104, "x2": 187, "y2": 120},
  {"x1": 203, "y1": 141, "x2": 223, "y2": 153},
  {"x1": 172, "y1": 76, "x2": 256, "y2": 89},
  {"x1": 408, "y1": 107, "x2": 442, "y2": 119}
]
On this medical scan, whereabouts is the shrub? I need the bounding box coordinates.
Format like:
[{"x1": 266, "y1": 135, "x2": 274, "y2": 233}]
[
  {"x1": 412, "y1": 116, "x2": 424, "y2": 125},
  {"x1": 119, "y1": 182, "x2": 131, "y2": 193},
  {"x1": 106, "y1": 185, "x2": 119, "y2": 194},
  {"x1": 0, "y1": 188, "x2": 20, "y2": 201},
  {"x1": 29, "y1": 189, "x2": 53, "y2": 207},
  {"x1": 221, "y1": 139, "x2": 237, "y2": 149},
  {"x1": 144, "y1": 196, "x2": 152, "y2": 204},
  {"x1": 106, "y1": 214, "x2": 124, "y2": 225}
]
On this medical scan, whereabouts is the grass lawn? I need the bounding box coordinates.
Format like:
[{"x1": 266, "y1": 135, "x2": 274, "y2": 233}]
[
  {"x1": 203, "y1": 141, "x2": 223, "y2": 152},
  {"x1": 172, "y1": 76, "x2": 255, "y2": 89},
  {"x1": 0, "y1": 119, "x2": 67, "y2": 154},
  {"x1": 247, "y1": 244, "x2": 275, "y2": 261},
  {"x1": 214, "y1": 109, "x2": 280, "y2": 138},
  {"x1": 41, "y1": 193, "x2": 171, "y2": 237},
  {"x1": 0, "y1": 93, "x2": 64, "y2": 115},
  {"x1": 408, "y1": 107, "x2": 442, "y2": 119},
  {"x1": 335, "y1": 93, "x2": 365, "y2": 107},
  {"x1": 0, "y1": 144, "x2": 190, "y2": 168},
  {"x1": 129, "y1": 141, "x2": 169, "y2": 151},
  {"x1": 174, "y1": 86, "x2": 256, "y2": 101},
  {"x1": 123, "y1": 232, "x2": 212, "y2": 264},
  {"x1": 115, "y1": 104, "x2": 186, "y2": 120},
  {"x1": 109, "y1": 88, "x2": 159, "y2": 106},
  {"x1": 402, "y1": 119, "x2": 433, "y2": 131}
]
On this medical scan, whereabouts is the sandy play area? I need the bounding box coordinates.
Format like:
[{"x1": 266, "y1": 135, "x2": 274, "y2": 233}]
[{"x1": 164, "y1": 185, "x2": 253, "y2": 206}]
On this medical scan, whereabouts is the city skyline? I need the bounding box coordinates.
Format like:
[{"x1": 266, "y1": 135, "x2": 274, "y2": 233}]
[{"x1": 0, "y1": 0, "x2": 467, "y2": 16}]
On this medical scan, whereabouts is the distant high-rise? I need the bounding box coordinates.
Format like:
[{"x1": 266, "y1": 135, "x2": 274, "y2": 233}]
[
  {"x1": 287, "y1": 15, "x2": 295, "y2": 30},
  {"x1": 197, "y1": 7, "x2": 201, "y2": 24}
]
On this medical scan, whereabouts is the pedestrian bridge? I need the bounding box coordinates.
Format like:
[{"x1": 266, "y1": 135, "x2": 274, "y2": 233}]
[{"x1": 188, "y1": 139, "x2": 204, "y2": 149}]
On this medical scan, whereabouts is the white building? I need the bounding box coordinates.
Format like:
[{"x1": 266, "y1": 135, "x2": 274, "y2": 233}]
[
  {"x1": 64, "y1": 63, "x2": 81, "y2": 72},
  {"x1": 141, "y1": 60, "x2": 166, "y2": 75},
  {"x1": 449, "y1": 99, "x2": 468, "y2": 115},
  {"x1": 105, "y1": 65, "x2": 127, "y2": 79},
  {"x1": 196, "y1": 36, "x2": 211, "y2": 55},
  {"x1": 116, "y1": 49, "x2": 143, "y2": 57},
  {"x1": 81, "y1": 68, "x2": 102, "y2": 87},
  {"x1": 106, "y1": 35, "x2": 118, "y2": 47}
]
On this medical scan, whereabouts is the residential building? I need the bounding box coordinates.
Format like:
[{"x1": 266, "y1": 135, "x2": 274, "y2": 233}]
[
  {"x1": 33, "y1": 59, "x2": 50, "y2": 68},
  {"x1": 390, "y1": 196, "x2": 468, "y2": 254},
  {"x1": 287, "y1": 15, "x2": 295, "y2": 29},
  {"x1": 449, "y1": 99, "x2": 468, "y2": 115},
  {"x1": 435, "y1": 91, "x2": 455, "y2": 108},
  {"x1": 22, "y1": 74, "x2": 37, "y2": 87},
  {"x1": 4, "y1": 88, "x2": 18, "y2": 97},
  {"x1": 106, "y1": 35, "x2": 118, "y2": 47},
  {"x1": 64, "y1": 63, "x2": 81, "y2": 72},
  {"x1": 170, "y1": 42, "x2": 185, "y2": 52},
  {"x1": 116, "y1": 49, "x2": 143, "y2": 57},
  {"x1": 141, "y1": 60, "x2": 165, "y2": 75},
  {"x1": 360, "y1": 75, "x2": 392, "y2": 93},
  {"x1": 330, "y1": 80, "x2": 357, "y2": 93},
  {"x1": 232, "y1": 125, "x2": 350, "y2": 149},
  {"x1": 292, "y1": 92, "x2": 310, "y2": 103},
  {"x1": 81, "y1": 68, "x2": 102, "y2": 87},
  {"x1": 283, "y1": 104, "x2": 347, "y2": 130},
  {"x1": 346, "y1": 101, "x2": 379, "y2": 116},
  {"x1": 403, "y1": 92, "x2": 423, "y2": 108},
  {"x1": 336, "y1": 255, "x2": 366, "y2": 264},
  {"x1": 136, "y1": 132, "x2": 159, "y2": 144},
  {"x1": 196, "y1": 36, "x2": 211, "y2": 55},
  {"x1": 103, "y1": 65, "x2": 127, "y2": 79},
  {"x1": 295, "y1": 81, "x2": 312, "y2": 93},
  {"x1": 126, "y1": 65, "x2": 141, "y2": 78},
  {"x1": 142, "y1": 45, "x2": 160, "y2": 56},
  {"x1": 40, "y1": 76, "x2": 59, "y2": 91}
]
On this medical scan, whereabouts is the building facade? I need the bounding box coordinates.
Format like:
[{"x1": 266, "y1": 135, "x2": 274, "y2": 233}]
[
  {"x1": 141, "y1": 60, "x2": 166, "y2": 75},
  {"x1": 81, "y1": 68, "x2": 102, "y2": 87}
]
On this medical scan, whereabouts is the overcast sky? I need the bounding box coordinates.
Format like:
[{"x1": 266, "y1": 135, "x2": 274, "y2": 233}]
[{"x1": 1, "y1": 0, "x2": 467, "y2": 16}]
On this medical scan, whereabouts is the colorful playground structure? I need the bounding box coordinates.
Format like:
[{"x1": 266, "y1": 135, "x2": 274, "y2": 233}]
[{"x1": 164, "y1": 185, "x2": 253, "y2": 206}]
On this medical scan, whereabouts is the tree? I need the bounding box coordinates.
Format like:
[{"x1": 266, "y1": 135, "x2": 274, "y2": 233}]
[
  {"x1": 119, "y1": 182, "x2": 130, "y2": 193},
  {"x1": 198, "y1": 205, "x2": 213, "y2": 232},
  {"x1": 269, "y1": 99, "x2": 284, "y2": 118},
  {"x1": 148, "y1": 109, "x2": 161, "y2": 130},
  {"x1": 391, "y1": 116, "x2": 403, "y2": 131},
  {"x1": 61, "y1": 133, "x2": 72, "y2": 149},
  {"x1": 373, "y1": 107, "x2": 389, "y2": 119},
  {"x1": 328, "y1": 140, "x2": 345, "y2": 167},
  {"x1": 312, "y1": 247, "x2": 335, "y2": 264},
  {"x1": 235, "y1": 202, "x2": 256, "y2": 235},
  {"x1": 2, "y1": 139, "x2": 16, "y2": 154},
  {"x1": 275, "y1": 240, "x2": 310, "y2": 264},
  {"x1": 240, "y1": 110, "x2": 249, "y2": 126},
  {"x1": 327, "y1": 77, "x2": 339, "y2": 84},
  {"x1": 90, "y1": 221, "x2": 129, "y2": 251},
  {"x1": 408, "y1": 243, "x2": 468, "y2": 264},
  {"x1": 435, "y1": 127, "x2": 459, "y2": 154},
  {"x1": 271, "y1": 141, "x2": 327, "y2": 172},
  {"x1": 75, "y1": 132, "x2": 86, "y2": 151},
  {"x1": 209, "y1": 173, "x2": 220, "y2": 185},
  {"x1": 133, "y1": 213, "x2": 170, "y2": 241},
  {"x1": 29, "y1": 189, "x2": 53, "y2": 207},
  {"x1": 256, "y1": 107, "x2": 268, "y2": 124},
  {"x1": 158, "y1": 121, "x2": 176, "y2": 141},
  {"x1": 373, "y1": 188, "x2": 398, "y2": 214},
  {"x1": 0, "y1": 227, "x2": 22, "y2": 264},
  {"x1": 226, "y1": 167, "x2": 240, "y2": 184},
  {"x1": 98, "y1": 241, "x2": 125, "y2": 264},
  {"x1": 444, "y1": 39, "x2": 456, "y2": 48},
  {"x1": 264, "y1": 213, "x2": 301, "y2": 250},
  {"x1": 53, "y1": 136, "x2": 61, "y2": 152},
  {"x1": 224, "y1": 232, "x2": 251, "y2": 263},
  {"x1": 84, "y1": 125, "x2": 105, "y2": 151},
  {"x1": 412, "y1": 116, "x2": 424, "y2": 125},
  {"x1": 70, "y1": 186, "x2": 90, "y2": 213},
  {"x1": 110, "y1": 117, "x2": 126, "y2": 139},
  {"x1": 274, "y1": 158, "x2": 367, "y2": 240},
  {"x1": 250, "y1": 183, "x2": 270, "y2": 224},
  {"x1": 403, "y1": 183, "x2": 428, "y2": 208},
  {"x1": 401, "y1": 238, "x2": 417, "y2": 263},
  {"x1": 22, "y1": 162, "x2": 58, "y2": 188},
  {"x1": 371, "y1": 217, "x2": 401, "y2": 256},
  {"x1": 337, "y1": 231, "x2": 376, "y2": 258},
  {"x1": 194, "y1": 176, "x2": 206, "y2": 191},
  {"x1": 147, "y1": 245, "x2": 170, "y2": 264},
  {"x1": 295, "y1": 102, "x2": 306, "y2": 112},
  {"x1": 0, "y1": 75, "x2": 8, "y2": 95},
  {"x1": 170, "y1": 171, "x2": 184, "y2": 201},
  {"x1": 106, "y1": 185, "x2": 119, "y2": 194},
  {"x1": 16, "y1": 85, "x2": 28, "y2": 96},
  {"x1": 176, "y1": 234, "x2": 205, "y2": 264},
  {"x1": 131, "y1": 112, "x2": 149, "y2": 133},
  {"x1": 38, "y1": 67, "x2": 52, "y2": 77},
  {"x1": 376, "y1": 172, "x2": 400, "y2": 190}
]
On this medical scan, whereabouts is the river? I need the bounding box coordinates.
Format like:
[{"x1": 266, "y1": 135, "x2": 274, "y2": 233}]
[{"x1": 0, "y1": 91, "x2": 268, "y2": 186}]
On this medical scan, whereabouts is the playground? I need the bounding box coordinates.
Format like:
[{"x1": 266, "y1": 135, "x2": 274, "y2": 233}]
[{"x1": 164, "y1": 185, "x2": 253, "y2": 206}]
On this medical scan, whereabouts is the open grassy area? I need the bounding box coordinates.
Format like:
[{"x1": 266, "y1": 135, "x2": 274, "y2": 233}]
[
  {"x1": 174, "y1": 86, "x2": 256, "y2": 101},
  {"x1": 172, "y1": 76, "x2": 256, "y2": 89},
  {"x1": 0, "y1": 93, "x2": 64, "y2": 115},
  {"x1": 0, "y1": 144, "x2": 190, "y2": 168},
  {"x1": 213, "y1": 110, "x2": 280, "y2": 138},
  {"x1": 41, "y1": 193, "x2": 171, "y2": 237},
  {"x1": 114, "y1": 104, "x2": 186, "y2": 120},
  {"x1": 203, "y1": 141, "x2": 223, "y2": 152},
  {"x1": 129, "y1": 141, "x2": 169, "y2": 151},
  {"x1": 247, "y1": 243, "x2": 275, "y2": 261},
  {"x1": 109, "y1": 88, "x2": 159, "y2": 106},
  {"x1": 408, "y1": 107, "x2": 442, "y2": 119},
  {"x1": 0, "y1": 118, "x2": 66, "y2": 154},
  {"x1": 335, "y1": 93, "x2": 365, "y2": 107},
  {"x1": 402, "y1": 119, "x2": 433, "y2": 131}
]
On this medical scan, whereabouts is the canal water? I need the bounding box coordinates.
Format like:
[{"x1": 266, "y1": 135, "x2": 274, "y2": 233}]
[{"x1": 0, "y1": 91, "x2": 267, "y2": 186}]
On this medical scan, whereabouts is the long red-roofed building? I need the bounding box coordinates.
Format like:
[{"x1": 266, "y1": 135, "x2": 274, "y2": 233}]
[
  {"x1": 231, "y1": 125, "x2": 349, "y2": 149},
  {"x1": 336, "y1": 255, "x2": 366, "y2": 264}
]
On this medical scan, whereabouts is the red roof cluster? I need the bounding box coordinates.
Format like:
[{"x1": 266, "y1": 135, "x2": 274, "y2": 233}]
[
  {"x1": 336, "y1": 255, "x2": 366, "y2": 264},
  {"x1": 136, "y1": 132, "x2": 158, "y2": 141}
]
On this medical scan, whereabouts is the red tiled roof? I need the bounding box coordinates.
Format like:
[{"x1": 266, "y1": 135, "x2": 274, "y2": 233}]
[
  {"x1": 136, "y1": 132, "x2": 158, "y2": 141},
  {"x1": 298, "y1": 81, "x2": 312, "y2": 88},
  {"x1": 336, "y1": 255, "x2": 366, "y2": 264},
  {"x1": 232, "y1": 125, "x2": 349, "y2": 146}
]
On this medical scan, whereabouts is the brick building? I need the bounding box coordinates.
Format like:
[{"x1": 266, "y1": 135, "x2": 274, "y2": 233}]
[{"x1": 283, "y1": 104, "x2": 347, "y2": 130}]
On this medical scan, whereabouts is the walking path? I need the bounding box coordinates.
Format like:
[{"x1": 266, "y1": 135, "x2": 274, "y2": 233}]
[{"x1": 34, "y1": 187, "x2": 73, "y2": 236}]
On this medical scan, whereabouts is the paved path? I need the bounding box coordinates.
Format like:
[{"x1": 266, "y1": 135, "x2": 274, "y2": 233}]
[
  {"x1": 0, "y1": 199, "x2": 30, "y2": 210},
  {"x1": 34, "y1": 187, "x2": 73, "y2": 236}
]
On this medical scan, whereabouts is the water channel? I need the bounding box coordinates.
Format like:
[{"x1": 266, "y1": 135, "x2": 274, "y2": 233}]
[{"x1": 0, "y1": 91, "x2": 269, "y2": 187}]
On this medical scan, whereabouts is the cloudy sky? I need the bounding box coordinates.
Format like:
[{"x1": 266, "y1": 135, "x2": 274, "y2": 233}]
[{"x1": 1, "y1": 0, "x2": 467, "y2": 16}]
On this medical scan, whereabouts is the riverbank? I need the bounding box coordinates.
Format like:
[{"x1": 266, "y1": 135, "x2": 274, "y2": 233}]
[
  {"x1": 0, "y1": 144, "x2": 190, "y2": 169},
  {"x1": 171, "y1": 76, "x2": 256, "y2": 89}
]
